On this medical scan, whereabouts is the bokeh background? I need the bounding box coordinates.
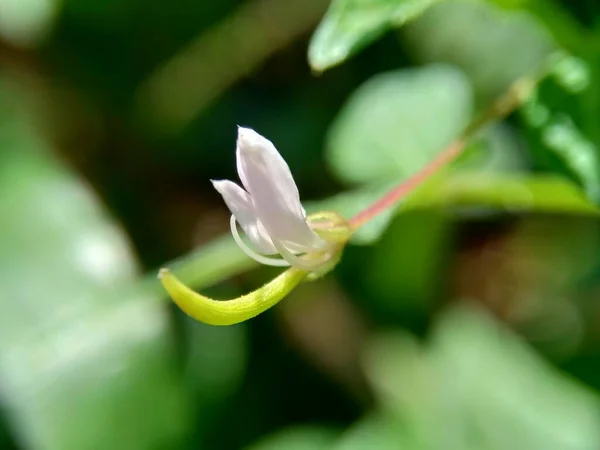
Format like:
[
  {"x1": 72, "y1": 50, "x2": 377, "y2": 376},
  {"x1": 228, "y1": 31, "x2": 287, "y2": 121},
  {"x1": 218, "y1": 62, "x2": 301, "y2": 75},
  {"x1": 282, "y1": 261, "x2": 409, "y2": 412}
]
[{"x1": 3, "y1": 0, "x2": 600, "y2": 449}]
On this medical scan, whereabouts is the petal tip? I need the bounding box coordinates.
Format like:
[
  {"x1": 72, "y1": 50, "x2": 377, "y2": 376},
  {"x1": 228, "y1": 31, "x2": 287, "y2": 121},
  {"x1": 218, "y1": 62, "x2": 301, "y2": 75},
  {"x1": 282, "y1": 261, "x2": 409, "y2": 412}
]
[
  {"x1": 237, "y1": 125, "x2": 253, "y2": 135},
  {"x1": 236, "y1": 126, "x2": 250, "y2": 139},
  {"x1": 237, "y1": 127, "x2": 269, "y2": 152},
  {"x1": 210, "y1": 179, "x2": 231, "y2": 193}
]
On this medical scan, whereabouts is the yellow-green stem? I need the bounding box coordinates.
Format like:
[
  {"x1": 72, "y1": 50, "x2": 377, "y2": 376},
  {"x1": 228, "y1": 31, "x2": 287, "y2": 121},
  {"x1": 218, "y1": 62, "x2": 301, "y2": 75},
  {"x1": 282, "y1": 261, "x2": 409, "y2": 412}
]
[{"x1": 158, "y1": 267, "x2": 306, "y2": 325}]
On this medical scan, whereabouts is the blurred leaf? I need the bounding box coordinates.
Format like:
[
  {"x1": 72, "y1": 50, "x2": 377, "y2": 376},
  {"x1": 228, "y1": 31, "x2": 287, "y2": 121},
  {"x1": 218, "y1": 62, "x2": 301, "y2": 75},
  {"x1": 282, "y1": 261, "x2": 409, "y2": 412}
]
[
  {"x1": 363, "y1": 211, "x2": 453, "y2": 317},
  {"x1": 148, "y1": 232, "x2": 257, "y2": 291},
  {"x1": 184, "y1": 318, "x2": 248, "y2": 401},
  {"x1": 409, "y1": 172, "x2": 600, "y2": 215},
  {"x1": 519, "y1": 60, "x2": 600, "y2": 202},
  {"x1": 432, "y1": 307, "x2": 600, "y2": 450},
  {"x1": 308, "y1": 0, "x2": 443, "y2": 71},
  {"x1": 0, "y1": 111, "x2": 191, "y2": 449},
  {"x1": 364, "y1": 306, "x2": 600, "y2": 450},
  {"x1": 245, "y1": 425, "x2": 340, "y2": 450},
  {"x1": 454, "y1": 124, "x2": 529, "y2": 174},
  {"x1": 332, "y1": 412, "x2": 412, "y2": 450},
  {"x1": 361, "y1": 333, "x2": 432, "y2": 445},
  {"x1": 318, "y1": 121, "x2": 528, "y2": 246},
  {"x1": 403, "y1": 0, "x2": 555, "y2": 104},
  {"x1": 490, "y1": 0, "x2": 593, "y2": 53},
  {"x1": 534, "y1": 113, "x2": 600, "y2": 201},
  {"x1": 326, "y1": 64, "x2": 473, "y2": 185},
  {"x1": 182, "y1": 314, "x2": 249, "y2": 440},
  {"x1": 451, "y1": 216, "x2": 598, "y2": 358},
  {"x1": 0, "y1": 0, "x2": 60, "y2": 47}
]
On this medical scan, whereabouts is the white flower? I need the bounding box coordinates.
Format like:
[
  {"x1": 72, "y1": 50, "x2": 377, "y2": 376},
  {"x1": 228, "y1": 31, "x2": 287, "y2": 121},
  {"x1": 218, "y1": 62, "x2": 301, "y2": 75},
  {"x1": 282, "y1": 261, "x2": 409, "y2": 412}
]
[{"x1": 212, "y1": 127, "x2": 334, "y2": 270}]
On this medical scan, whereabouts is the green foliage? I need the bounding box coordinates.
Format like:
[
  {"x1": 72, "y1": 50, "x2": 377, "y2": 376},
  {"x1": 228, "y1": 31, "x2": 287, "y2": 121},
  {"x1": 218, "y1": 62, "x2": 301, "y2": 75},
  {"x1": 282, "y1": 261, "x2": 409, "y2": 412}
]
[
  {"x1": 403, "y1": 0, "x2": 556, "y2": 104},
  {"x1": 246, "y1": 426, "x2": 340, "y2": 450},
  {"x1": 309, "y1": 0, "x2": 444, "y2": 72},
  {"x1": 0, "y1": 114, "x2": 191, "y2": 449},
  {"x1": 332, "y1": 413, "x2": 407, "y2": 449},
  {"x1": 363, "y1": 307, "x2": 600, "y2": 449},
  {"x1": 326, "y1": 64, "x2": 473, "y2": 185},
  {"x1": 519, "y1": 57, "x2": 600, "y2": 201}
]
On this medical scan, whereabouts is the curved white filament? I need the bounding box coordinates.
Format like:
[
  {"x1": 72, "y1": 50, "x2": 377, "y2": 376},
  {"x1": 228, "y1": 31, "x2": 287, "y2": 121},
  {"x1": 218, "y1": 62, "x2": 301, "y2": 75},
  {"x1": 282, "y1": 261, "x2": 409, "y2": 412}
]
[
  {"x1": 273, "y1": 239, "x2": 331, "y2": 271},
  {"x1": 230, "y1": 215, "x2": 291, "y2": 267}
]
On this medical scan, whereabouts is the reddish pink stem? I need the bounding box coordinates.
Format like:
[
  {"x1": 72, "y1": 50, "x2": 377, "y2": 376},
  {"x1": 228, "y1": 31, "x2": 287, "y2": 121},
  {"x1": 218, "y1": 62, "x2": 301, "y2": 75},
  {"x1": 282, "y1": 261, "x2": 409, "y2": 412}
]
[
  {"x1": 345, "y1": 58, "x2": 552, "y2": 230},
  {"x1": 348, "y1": 139, "x2": 465, "y2": 229}
]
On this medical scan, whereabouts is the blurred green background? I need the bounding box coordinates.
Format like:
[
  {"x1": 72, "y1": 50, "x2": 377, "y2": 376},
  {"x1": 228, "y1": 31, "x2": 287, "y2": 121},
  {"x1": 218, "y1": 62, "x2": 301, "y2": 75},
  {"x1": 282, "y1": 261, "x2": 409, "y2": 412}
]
[{"x1": 3, "y1": 0, "x2": 600, "y2": 448}]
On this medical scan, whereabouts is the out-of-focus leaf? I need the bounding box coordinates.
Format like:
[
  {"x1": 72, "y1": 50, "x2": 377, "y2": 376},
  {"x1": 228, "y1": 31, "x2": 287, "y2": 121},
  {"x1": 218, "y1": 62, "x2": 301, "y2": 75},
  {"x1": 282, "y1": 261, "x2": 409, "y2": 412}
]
[
  {"x1": 308, "y1": 0, "x2": 444, "y2": 72},
  {"x1": 550, "y1": 53, "x2": 592, "y2": 94},
  {"x1": 184, "y1": 318, "x2": 248, "y2": 402},
  {"x1": 0, "y1": 0, "x2": 60, "y2": 47},
  {"x1": 432, "y1": 307, "x2": 600, "y2": 450},
  {"x1": 326, "y1": 64, "x2": 473, "y2": 185},
  {"x1": 519, "y1": 60, "x2": 600, "y2": 202},
  {"x1": 454, "y1": 124, "x2": 529, "y2": 174},
  {"x1": 0, "y1": 112, "x2": 192, "y2": 449},
  {"x1": 147, "y1": 232, "x2": 257, "y2": 291},
  {"x1": 364, "y1": 306, "x2": 600, "y2": 450},
  {"x1": 409, "y1": 172, "x2": 600, "y2": 215},
  {"x1": 317, "y1": 120, "x2": 528, "y2": 246},
  {"x1": 451, "y1": 216, "x2": 598, "y2": 358},
  {"x1": 361, "y1": 333, "x2": 432, "y2": 445},
  {"x1": 245, "y1": 425, "x2": 340, "y2": 450},
  {"x1": 363, "y1": 211, "x2": 453, "y2": 316},
  {"x1": 332, "y1": 413, "x2": 412, "y2": 450},
  {"x1": 490, "y1": 0, "x2": 591, "y2": 53},
  {"x1": 403, "y1": 0, "x2": 555, "y2": 104},
  {"x1": 166, "y1": 312, "x2": 249, "y2": 442}
]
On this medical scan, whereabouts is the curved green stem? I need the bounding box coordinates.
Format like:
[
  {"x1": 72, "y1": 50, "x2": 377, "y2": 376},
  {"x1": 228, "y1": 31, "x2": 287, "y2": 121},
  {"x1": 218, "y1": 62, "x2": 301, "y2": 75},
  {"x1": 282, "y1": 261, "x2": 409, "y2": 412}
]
[{"x1": 158, "y1": 267, "x2": 306, "y2": 325}]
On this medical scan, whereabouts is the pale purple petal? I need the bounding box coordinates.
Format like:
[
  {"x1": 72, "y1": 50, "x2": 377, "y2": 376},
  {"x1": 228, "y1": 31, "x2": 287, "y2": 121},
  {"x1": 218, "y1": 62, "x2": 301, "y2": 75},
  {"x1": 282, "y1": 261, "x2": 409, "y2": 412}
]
[
  {"x1": 211, "y1": 179, "x2": 277, "y2": 254},
  {"x1": 235, "y1": 127, "x2": 323, "y2": 251}
]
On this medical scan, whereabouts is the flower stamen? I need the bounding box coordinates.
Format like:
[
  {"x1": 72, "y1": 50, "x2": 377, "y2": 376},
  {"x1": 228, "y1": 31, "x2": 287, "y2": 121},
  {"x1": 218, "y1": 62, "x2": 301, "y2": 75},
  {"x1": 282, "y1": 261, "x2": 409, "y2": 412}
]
[
  {"x1": 273, "y1": 239, "x2": 334, "y2": 271},
  {"x1": 230, "y1": 215, "x2": 291, "y2": 267}
]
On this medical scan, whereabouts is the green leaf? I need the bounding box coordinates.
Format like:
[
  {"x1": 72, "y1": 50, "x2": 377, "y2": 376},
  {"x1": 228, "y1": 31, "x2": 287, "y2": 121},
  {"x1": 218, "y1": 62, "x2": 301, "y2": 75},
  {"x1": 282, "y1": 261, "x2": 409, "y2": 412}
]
[
  {"x1": 326, "y1": 64, "x2": 473, "y2": 185},
  {"x1": 432, "y1": 307, "x2": 600, "y2": 450},
  {"x1": 527, "y1": 113, "x2": 600, "y2": 200},
  {"x1": 409, "y1": 172, "x2": 600, "y2": 215},
  {"x1": 0, "y1": 111, "x2": 192, "y2": 449},
  {"x1": 403, "y1": 0, "x2": 555, "y2": 105},
  {"x1": 246, "y1": 425, "x2": 340, "y2": 450},
  {"x1": 332, "y1": 413, "x2": 412, "y2": 450},
  {"x1": 308, "y1": 0, "x2": 444, "y2": 72},
  {"x1": 361, "y1": 333, "x2": 432, "y2": 445},
  {"x1": 489, "y1": 0, "x2": 591, "y2": 53},
  {"x1": 0, "y1": 0, "x2": 60, "y2": 47},
  {"x1": 362, "y1": 211, "x2": 453, "y2": 316},
  {"x1": 183, "y1": 317, "x2": 248, "y2": 401},
  {"x1": 518, "y1": 57, "x2": 600, "y2": 202},
  {"x1": 147, "y1": 233, "x2": 257, "y2": 291},
  {"x1": 364, "y1": 307, "x2": 600, "y2": 450},
  {"x1": 453, "y1": 124, "x2": 529, "y2": 174}
]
